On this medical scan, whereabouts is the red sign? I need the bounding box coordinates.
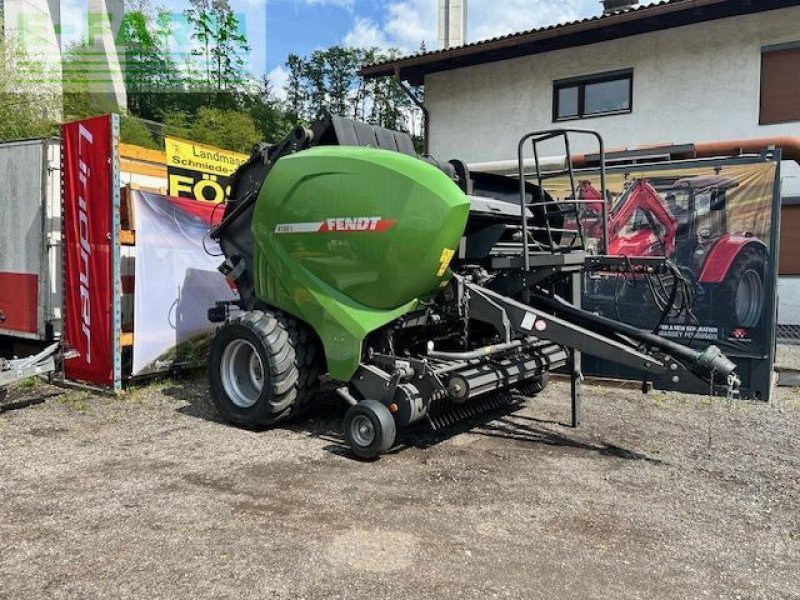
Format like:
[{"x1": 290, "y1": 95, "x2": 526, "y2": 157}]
[{"x1": 62, "y1": 116, "x2": 114, "y2": 385}]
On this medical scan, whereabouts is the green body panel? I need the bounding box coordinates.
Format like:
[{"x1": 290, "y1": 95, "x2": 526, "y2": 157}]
[{"x1": 251, "y1": 146, "x2": 470, "y2": 381}]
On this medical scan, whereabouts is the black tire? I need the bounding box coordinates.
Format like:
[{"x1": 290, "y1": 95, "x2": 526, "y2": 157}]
[
  {"x1": 716, "y1": 247, "x2": 766, "y2": 329},
  {"x1": 343, "y1": 400, "x2": 397, "y2": 460},
  {"x1": 515, "y1": 372, "x2": 550, "y2": 397},
  {"x1": 209, "y1": 310, "x2": 321, "y2": 428}
]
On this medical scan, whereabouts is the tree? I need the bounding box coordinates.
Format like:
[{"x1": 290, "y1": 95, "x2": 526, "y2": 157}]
[
  {"x1": 118, "y1": 9, "x2": 177, "y2": 120},
  {"x1": 184, "y1": 0, "x2": 250, "y2": 105},
  {"x1": 209, "y1": 0, "x2": 250, "y2": 93},
  {"x1": 0, "y1": 36, "x2": 60, "y2": 140},
  {"x1": 281, "y1": 46, "x2": 421, "y2": 135},
  {"x1": 119, "y1": 116, "x2": 161, "y2": 149},
  {"x1": 326, "y1": 46, "x2": 358, "y2": 118},
  {"x1": 304, "y1": 50, "x2": 328, "y2": 120},
  {"x1": 61, "y1": 41, "x2": 120, "y2": 121},
  {"x1": 244, "y1": 75, "x2": 293, "y2": 143},
  {"x1": 164, "y1": 107, "x2": 260, "y2": 153},
  {"x1": 285, "y1": 54, "x2": 307, "y2": 123},
  {"x1": 184, "y1": 0, "x2": 213, "y2": 97}
]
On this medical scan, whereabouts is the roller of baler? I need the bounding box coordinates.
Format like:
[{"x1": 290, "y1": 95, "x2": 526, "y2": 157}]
[{"x1": 206, "y1": 114, "x2": 740, "y2": 459}]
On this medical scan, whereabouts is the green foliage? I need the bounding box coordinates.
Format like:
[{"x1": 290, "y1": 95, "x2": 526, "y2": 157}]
[
  {"x1": 120, "y1": 116, "x2": 161, "y2": 149},
  {"x1": 61, "y1": 42, "x2": 122, "y2": 122},
  {"x1": 0, "y1": 34, "x2": 62, "y2": 140},
  {"x1": 242, "y1": 75, "x2": 294, "y2": 143},
  {"x1": 184, "y1": 0, "x2": 250, "y2": 98},
  {"x1": 57, "y1": 391, "x2": 91, "y2": 412},
  {"x1": 282, "y1": 46, "x2": 423, "y2": 136},
  {"x1": 118, "y1": 9, "x2": 179, "y2": 121},
  {"x1": 164, "y1": 107, "x2": 259, "y2": 153},
  {"x1": 17, "y1": 377, "x2": 41, "y2": 390},
  {"x1": 0, "y1": 1, "x2": 424, "y2": 154}
]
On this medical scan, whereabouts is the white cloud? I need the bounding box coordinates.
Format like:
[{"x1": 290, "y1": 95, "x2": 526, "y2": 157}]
[
  {"x1": 59, "y1": 0, "x2": 89, "y2": 48},
  {"x1": 344, "y1": 0, "x2": 434, "y2": 53},
  {"x1": 303, "y1": 0, "x2": 355, "y2": 7},
  {"x1": 265, "y1": 0, "x2": 355, "y2": 9},
  {"x1": 383, "y1": 0, "x2": 436, "y2": 52},
  {"x1": 343, "y1": 17, "x2": 391, "y2": 48},
  {"x1": 342, "y1": 0, "x2": 653, "y2": 54},
  {"x1": 268, "y1": 64, "x2": 289, "y2": 100},
  {"x1": 469, "y1": 0, "x2": 594, "y2": 42}
]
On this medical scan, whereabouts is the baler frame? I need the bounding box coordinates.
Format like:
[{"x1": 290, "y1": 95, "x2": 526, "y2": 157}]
[{"x1": 207, "y1": 116, "x2": 740, "y2": 459}]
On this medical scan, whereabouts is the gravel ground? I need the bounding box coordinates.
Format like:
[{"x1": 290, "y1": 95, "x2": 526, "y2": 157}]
[{"x1": 1, "y1": 374, "x2": 799, "y2": 600}]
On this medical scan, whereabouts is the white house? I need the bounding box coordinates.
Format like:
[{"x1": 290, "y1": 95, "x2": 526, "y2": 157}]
[{"x1": 362, "y1": 0, "x2": 800, "y2": 325}]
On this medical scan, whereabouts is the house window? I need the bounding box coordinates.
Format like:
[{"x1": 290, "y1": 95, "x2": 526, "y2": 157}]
[
  {"x1": 760, "y1": 44, "x2": 800, "y2": 125},
  {"x1": 553, "y1": 70, "x2": 633, "y2": 121}
]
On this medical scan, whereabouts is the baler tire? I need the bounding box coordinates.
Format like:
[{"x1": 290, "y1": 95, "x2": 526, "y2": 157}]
[
  {"x1": 209, "y1": 310, "x2": 321, "y2": 428},
  {"x1": 717, "y1": 248, "x2": 766, "y2": 330},
  {"x1": 343, "y1": 400, "x2": 396, "y2": 460},
  {"x1": 515, "y1": 372, "x2": 550, "y2": 397}
]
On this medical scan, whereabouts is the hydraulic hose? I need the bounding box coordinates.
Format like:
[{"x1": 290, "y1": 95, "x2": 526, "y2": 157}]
[{"x1": 533, "y1": 294, "x2": 738, "y2": 387}]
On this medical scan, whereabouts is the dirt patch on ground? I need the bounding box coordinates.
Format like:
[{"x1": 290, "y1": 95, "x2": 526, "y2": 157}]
[{"x1": 1, "y1": 375, "x2": 799, "y2": 599}]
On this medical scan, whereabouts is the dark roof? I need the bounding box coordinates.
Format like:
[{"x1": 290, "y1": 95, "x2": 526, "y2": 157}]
[{"x1": 361, "y1": 0, "x2": 798, "y2": 85}]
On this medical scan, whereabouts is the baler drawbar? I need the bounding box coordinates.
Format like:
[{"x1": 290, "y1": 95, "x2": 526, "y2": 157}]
[{"x1": 207, "y1": 114, "x2": 739, "y2": 459}]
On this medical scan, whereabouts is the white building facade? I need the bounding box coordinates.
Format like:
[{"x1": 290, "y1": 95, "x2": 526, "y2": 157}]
[
  {"x1": 361, "y1": 0, "x2": 800, "y2": 325},
  {"x1": 423, "y1": 6, "x2": 800, "y2": 196}
]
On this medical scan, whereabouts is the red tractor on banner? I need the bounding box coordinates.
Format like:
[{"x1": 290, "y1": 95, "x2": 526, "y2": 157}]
[{"x1": 579, "y1": 175, "x2": 767, "y2": 329}]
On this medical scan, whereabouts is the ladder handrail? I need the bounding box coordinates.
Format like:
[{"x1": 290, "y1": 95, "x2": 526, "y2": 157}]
[{"x1": 516, "y1": 128, "x2": 609, "y2": 270}]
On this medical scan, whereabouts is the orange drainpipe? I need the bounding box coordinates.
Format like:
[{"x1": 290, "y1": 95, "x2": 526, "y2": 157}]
[
  {"x1": 694, "y1": 137, "x2": 800, "y2": 163},
  {"x1": 572, "y1": 137, "x2": 800, "y2": 166}
]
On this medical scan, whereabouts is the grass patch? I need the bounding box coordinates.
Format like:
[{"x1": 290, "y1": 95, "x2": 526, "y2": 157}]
[
  {"x1": 57, "y1": 391, "x2": 92, "y2": 413},
  {"x1": 17, "y1": 377, "x2": 42, "y2": 390}
]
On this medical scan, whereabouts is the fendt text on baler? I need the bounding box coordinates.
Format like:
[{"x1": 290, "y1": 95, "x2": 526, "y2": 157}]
[{"x1": 206, "y1": 115, "x2": 739, "y2": 459}]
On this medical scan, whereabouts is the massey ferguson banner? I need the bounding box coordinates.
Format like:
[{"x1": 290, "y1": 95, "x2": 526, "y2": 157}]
[
  {"x1": 552, "y1": 156, "x2": 781, "y2": 399},
  {"x1": 62, "y1": 115, "x2": 115, "y2": 385},
  {"x1": 131, "y1": 190, "x2": 237, "y2": 376}
]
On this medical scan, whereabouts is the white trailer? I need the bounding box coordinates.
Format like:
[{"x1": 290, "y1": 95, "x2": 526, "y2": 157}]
[{"x1": 0, "y1": 138, "x2": 62, "y2": 350}]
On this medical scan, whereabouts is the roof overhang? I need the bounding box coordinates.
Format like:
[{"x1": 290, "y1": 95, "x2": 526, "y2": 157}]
[{"x1": 360, "y1": 0, "x2": 799, "y2": 85}]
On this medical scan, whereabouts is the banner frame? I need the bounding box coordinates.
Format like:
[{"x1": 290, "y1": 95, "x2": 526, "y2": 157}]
[
  {"x1": 60, "y1": 113, "x2": 121, "y2": 390},
  {"x1": 111, "y1": 114, "x2": 122, "y2": 392},
  {"x1": 572, "y1": 150, "x2": 783, "y2": 400}
]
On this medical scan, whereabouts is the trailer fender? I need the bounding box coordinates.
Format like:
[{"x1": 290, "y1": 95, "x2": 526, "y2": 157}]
[{"x1": 698, "y1": 235, "x2": 767, "y2": 284}]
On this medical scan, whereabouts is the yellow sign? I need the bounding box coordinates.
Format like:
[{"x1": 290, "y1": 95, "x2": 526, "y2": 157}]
[
  {"x1": 165, "y1": 137, "x2": 249, "y2": 203},
  {"x1": 437, "y1": 248, "x2": 456, "y2": 277}
]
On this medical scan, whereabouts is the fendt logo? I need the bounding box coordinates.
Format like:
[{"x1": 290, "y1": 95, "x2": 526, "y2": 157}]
[
  {"x1": 275, "y1": 217, "x2": 397, "y2": 234},
  {"x1": 77, "y1": 124, "x2": 93, "y2": 364}
]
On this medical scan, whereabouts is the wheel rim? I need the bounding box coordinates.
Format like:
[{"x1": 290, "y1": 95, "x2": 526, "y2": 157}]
[
  {"x1": 349, "y1": 415, "x2": 375, "y2": 447},
  {"x1": 734, "y1": 269, "x2": 763, "y2": 328},
  {"x1": 220, "y1": 339, "x2": 264, "y2": 409}
]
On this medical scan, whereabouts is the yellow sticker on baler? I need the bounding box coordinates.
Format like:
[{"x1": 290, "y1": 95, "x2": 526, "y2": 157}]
[{"x1": 437, "y1": 248, "x2": 455, "y2": 277}]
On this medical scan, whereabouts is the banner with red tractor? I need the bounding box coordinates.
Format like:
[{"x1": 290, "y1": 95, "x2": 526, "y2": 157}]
[{"x1": 549, "y1": 155, "x2": 781, "y2": 399}]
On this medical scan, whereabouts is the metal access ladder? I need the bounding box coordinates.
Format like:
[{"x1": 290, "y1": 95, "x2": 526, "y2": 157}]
[{"x1": 517, "y1": 128, "x2": 609, "y2": 265}]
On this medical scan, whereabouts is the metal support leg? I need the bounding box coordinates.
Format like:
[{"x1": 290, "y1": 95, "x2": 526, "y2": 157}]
[
  {"x1": 570, "y1": 349, "x2": 582, "y2": 428},
  {"x1": 570, "y1": 271, "x2": 583, "y2": 428}
]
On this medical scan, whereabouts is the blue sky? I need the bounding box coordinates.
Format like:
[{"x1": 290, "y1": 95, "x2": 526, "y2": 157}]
[
  {"x1": 252, "y1": 0, "x2": 641, "y2": 95},
  {"x1": 254, "y1": 0, "x2": 626, "y2": 68},
  {"x1": 60, "y1": 0, "x2": 655, "y2": 95}
]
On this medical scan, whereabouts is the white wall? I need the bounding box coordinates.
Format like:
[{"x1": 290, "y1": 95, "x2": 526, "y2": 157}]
[
  {"x1": 778, "y1": 278, "x2": 800, "y2": 326},
  {"x1": 425, "y1": 7, "x2": 800, "y2": 195}
]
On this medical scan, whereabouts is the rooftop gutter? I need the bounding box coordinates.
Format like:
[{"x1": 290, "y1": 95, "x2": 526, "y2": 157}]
[{"x1": 361, "y1": 0, "x2": 798, "y2": 84}]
